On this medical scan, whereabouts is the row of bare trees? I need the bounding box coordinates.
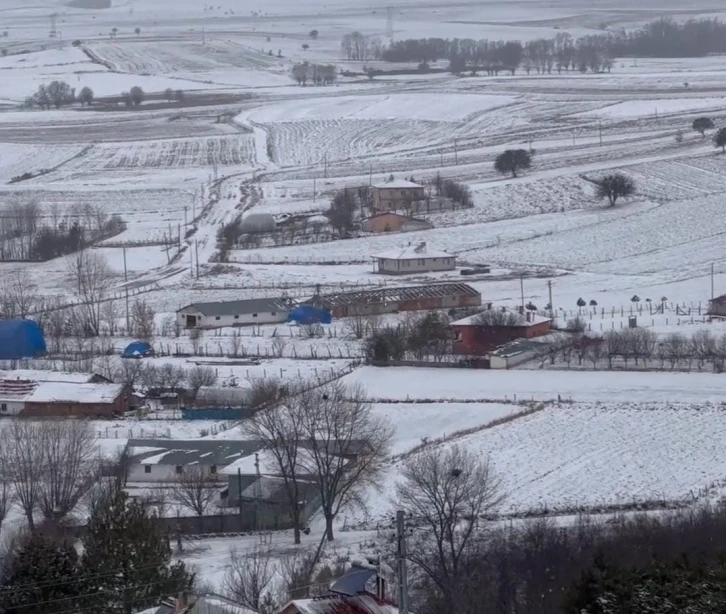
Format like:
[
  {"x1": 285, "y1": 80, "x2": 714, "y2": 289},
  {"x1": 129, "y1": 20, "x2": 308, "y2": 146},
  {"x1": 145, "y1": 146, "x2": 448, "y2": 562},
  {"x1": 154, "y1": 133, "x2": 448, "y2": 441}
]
[
  {"x1": 0, "y1": 420, "x2": 99, "y2": 532},
  {"x1": 0, "y1": 200, "x2": 124, "y2": 261},
  {"x1": 545, "y1": 328, "x2": 726, "y2": 371}
]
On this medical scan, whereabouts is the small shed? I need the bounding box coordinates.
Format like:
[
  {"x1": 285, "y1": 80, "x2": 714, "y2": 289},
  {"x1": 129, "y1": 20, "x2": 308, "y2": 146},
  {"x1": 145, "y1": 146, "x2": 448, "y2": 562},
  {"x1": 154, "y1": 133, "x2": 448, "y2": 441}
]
[
  {"x1": 122, "y1": 341, "x2": 153, "y2": 358},
  {"x1": 0, "y1": 320, "x2": 46, "y2": 360},
  {"x1": 362, "y1": 212, "x2": 432, "y2": 234},
  {"x1": 709, "y1": 294, "x2": 726, "y2": 317},
  {"x1": 373, "y1": 242, "x2": 456, "y2": 275}
]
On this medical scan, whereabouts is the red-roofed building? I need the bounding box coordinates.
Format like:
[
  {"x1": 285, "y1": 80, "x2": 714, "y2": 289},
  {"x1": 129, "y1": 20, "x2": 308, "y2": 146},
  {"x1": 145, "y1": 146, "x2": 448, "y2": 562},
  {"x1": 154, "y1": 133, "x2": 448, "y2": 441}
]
[{"x1": 452, "y1": 309, "x2": 552, "y2": 355}]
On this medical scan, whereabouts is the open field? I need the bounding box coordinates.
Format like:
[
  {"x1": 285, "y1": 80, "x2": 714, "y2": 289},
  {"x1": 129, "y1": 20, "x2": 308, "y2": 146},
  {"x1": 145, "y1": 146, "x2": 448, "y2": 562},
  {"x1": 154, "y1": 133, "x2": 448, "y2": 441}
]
[{"x1": 5, "y1": 0, "x2": 726, "y2": 592}]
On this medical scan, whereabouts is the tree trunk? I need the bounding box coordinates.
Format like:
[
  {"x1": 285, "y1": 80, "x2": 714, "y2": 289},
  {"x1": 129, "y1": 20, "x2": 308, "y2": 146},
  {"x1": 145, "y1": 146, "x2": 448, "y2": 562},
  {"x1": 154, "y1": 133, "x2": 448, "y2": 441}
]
[
  {"x1": 325, "y1": 514, "x2": 335, "y2": 541},
  {"x1": 511, "y1": 169, "x2": 517, "y2": 178},
  {"x1": 293, "y1": 525, "x2": 301, "y2": 545}
]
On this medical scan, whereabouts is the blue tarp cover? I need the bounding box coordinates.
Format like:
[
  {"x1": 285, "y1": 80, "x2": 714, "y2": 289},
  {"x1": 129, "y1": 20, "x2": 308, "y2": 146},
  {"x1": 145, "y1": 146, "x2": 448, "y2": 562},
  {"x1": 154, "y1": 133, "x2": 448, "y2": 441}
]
[
  {"x1": 287, "y1": 306, "x2": 332, "y2": 325},
  {"x1": 122, "y1": 341, "x2": 152, "y2": 358},
  {"x1": 0, "y1": 320, "x2": 46, "y2": 360}
]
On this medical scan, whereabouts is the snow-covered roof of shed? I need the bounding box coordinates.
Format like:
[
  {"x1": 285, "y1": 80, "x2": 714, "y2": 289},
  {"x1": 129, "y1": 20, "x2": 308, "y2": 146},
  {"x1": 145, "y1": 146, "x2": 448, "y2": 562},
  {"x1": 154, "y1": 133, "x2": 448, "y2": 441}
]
[
  {"x1": 373, "y1": 243, "x2": 452, "y2": 261},
  {"x1": 282, "y1": 592, "x2": 402, "y2": 614},
  {"x1": 372, "y1": 179, "x2": 423, "y2": 189},
  {"x1": 0, "y1": 369, "x2": 102, "y2": 384},
  {"x1": 0, "y1": 380, "x2": 124, "y2": 404},
  {"x1": 452, "y1": 311, "x2": 552, "y2": 327}
]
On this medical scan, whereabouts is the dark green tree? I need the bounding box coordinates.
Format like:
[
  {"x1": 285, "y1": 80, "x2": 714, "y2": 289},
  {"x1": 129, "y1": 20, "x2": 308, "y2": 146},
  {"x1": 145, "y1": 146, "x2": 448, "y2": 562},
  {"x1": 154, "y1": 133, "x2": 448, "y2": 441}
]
[
  {"x1": 564, "y1": 554, "x2": 726, "y2": 614},
  {"x1": 494, "y1": 149, "x2": 532, "y2": 178},
  {"x1": 0, "y1": 533, "x2": 82, "y2": 614},
  {"x1": 713, "y1": 127, "x2": 726, "y2": 153},
  {"x1": 594, "y1": 173, "x2": 636, "y2": 206},
  {"x1": 81, "y1": 486, "x2": 193, "y2": 614},
  {"x1": 129, "y1": 86, "x2": 144, "y2": 106},
  {"x1": 692, "y1": 116, "x2": 714, "y2": 137}
]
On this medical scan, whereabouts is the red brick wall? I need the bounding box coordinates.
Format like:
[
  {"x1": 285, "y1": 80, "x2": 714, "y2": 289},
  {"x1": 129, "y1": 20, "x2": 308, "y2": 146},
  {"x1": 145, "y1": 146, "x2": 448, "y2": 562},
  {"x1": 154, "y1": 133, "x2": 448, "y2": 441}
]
[
  {"x1": 453, "y1": 321, "x2": 551, "y2": 355},
  {"x1": 22, "y1": 391, "x2": 130, "y2": 418}
]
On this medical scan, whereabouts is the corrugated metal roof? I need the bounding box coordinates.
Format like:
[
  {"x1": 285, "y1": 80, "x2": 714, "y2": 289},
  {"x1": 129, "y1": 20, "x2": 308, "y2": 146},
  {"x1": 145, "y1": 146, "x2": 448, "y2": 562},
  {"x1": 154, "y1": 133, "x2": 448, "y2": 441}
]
[
  {"x1": 312, "y1": 283, "x2": 479, "y2": 308},
  {"x1": 179, "y1": 297, "x2": 293, "y2": 317},
  {"x1": 126, "y1": 439, "x2": 266, "y2": 466},
  {"x1": 286, "y1": 593, "x2": 401, "y2": 614}
]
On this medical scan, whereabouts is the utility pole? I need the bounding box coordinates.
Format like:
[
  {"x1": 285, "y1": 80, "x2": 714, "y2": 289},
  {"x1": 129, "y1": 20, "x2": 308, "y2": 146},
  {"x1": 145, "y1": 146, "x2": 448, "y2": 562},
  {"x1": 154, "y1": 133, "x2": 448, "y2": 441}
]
[
  {"x1": 254, "y1": 452, "x2": 261, "y2": 531},
  {"x1": 520, "y1": 274, "x2": 525, "y2": 311},
  {"x1": 369, "y1": 163, "x2": 373, "y2": 186},
  {"x1": 195, "y1": 240, "x2": 200, "y2": 279},
  {"x1": 184, "y1": 205, "x2": 188, "y2": 226},
  {"x1": 712, "y1": 262, "x2": 715, "y2": 301},
  {"x1": 598, "y1": 121, "x2": 603, "y2": 146},
  {"x1": 396, "y1": 511, "x2": 409, "y2": 614},
  {"x1": 237, "y1": 467, "x2": 243, "y2": 517},
  {"x1": 313, "y1": 176, "x2": 316, "y2": 203},
  {"x1": 454, "y1": 139, "x2": 458, "y2": 165},
  {"x1": 123, "y1": 247, "x2": 130, "y2": 331},
  {"x1": 548, "y1": 279, "x2": 554, "y2": 319},
  {"x1": 323, "y1": 152, "x2": 328, "y2": 178}
]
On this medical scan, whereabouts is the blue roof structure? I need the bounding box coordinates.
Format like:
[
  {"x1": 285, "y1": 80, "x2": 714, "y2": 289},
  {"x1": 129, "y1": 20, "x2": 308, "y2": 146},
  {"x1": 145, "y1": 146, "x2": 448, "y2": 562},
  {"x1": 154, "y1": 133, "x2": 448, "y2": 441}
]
[
  {"x1": 0, "y1": 320, "x2": 46, "y2": 360},
  {"x1": 122, "y1": 341, "x2": 153, "y2": 358},
  {"x1": 287, "y1": 306, "x2": 332, "y2": 325}
]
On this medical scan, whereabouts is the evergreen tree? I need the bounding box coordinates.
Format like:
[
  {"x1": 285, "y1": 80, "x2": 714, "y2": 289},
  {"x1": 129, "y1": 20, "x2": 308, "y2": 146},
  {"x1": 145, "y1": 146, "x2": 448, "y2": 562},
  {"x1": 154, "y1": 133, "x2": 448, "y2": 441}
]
[
  {"x1": 0, "y1": 533, "x2": 82, "y2": 614},
  {"x1": 81, "y1": 486, "x2": 193, "y2": 614}
]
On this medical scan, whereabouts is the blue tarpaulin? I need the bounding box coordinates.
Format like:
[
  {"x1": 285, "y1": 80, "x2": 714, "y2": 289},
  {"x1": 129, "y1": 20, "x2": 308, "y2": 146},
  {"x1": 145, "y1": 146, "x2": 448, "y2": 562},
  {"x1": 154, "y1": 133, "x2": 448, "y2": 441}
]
[
  {"x1": 287, "y1": 306, "x2": 332, "y2": 325},
  {"x1": 0, "y1": 320, "x2": 46, "y2": 360},
  {"x1": 122, "y1": 341, "x2": 153, "y2": 358}
]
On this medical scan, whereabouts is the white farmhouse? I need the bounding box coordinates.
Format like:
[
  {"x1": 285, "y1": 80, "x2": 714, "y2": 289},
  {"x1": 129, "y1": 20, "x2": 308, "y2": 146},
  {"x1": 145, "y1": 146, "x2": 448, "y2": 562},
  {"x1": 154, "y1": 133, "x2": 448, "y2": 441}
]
[
  {"x1": 372, "y1": 242, "x2": 456, "y2": 275},
  {"x1": 177, "y1": 297, "x2": 294, "y2": 329},
  {"x1": 125, "y1": 439, "x2": 266, "y2": 483}
]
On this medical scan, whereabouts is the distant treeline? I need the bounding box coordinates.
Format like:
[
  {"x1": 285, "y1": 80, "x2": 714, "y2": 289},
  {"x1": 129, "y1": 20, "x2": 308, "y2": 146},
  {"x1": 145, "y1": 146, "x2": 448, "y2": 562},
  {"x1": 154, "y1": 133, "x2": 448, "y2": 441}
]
[{"x1": 366, "y1": 18, "x2": 726, "y2": 74}]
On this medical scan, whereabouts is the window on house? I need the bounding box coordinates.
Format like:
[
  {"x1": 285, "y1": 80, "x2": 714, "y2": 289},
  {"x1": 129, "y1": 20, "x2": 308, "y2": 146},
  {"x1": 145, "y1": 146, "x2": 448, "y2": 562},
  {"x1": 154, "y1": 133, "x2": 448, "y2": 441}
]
[
  {"x1": 0, "y1": 403, "x2": 6, "y2": 412},
  {"x1": 210, "y1": 465, "x2": 217, "y2": 475},
  {"x1": 271, "y1": 312, "x2": 276, "y2": 316},
  {"x1": 253, "y1": 313, "x2": 258, "y2": 318},
  {"x1": 234, "y1": 315, "x2": 239, "y2": 320},
  {"x1": 215, "y1": 316, "x2": 221, "y2": 321},
  {"x1": 418, "y1": 259, "x2": 425, "y2": 266},
  {"x1": 175, "y1": 465, "x2": 183, "y2": 475},
  {"x1": 144, "y1": 465, "x2": 151, "y2": 474}
]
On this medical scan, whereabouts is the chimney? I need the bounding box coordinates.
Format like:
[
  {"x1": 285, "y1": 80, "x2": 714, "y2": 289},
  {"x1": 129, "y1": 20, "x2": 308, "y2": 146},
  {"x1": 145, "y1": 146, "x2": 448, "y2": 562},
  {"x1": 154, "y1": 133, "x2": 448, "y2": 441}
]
[{"x1": 526, "y1": 311, "x2": 532, "y2": 323}]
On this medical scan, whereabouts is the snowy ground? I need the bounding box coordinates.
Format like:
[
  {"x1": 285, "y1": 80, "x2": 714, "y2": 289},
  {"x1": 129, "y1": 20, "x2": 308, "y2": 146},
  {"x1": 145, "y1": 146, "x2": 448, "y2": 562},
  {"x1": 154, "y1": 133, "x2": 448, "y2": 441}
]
[{"x1": 6, "y1": 0, "x2": 726, "y2": 591}]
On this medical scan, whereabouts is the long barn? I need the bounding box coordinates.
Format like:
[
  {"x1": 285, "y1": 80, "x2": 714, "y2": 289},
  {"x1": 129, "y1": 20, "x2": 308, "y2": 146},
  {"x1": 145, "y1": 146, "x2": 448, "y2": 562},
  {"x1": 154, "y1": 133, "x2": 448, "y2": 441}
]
[{"x1": 309, "y1": 282, "x2": 481, "y2": 317}]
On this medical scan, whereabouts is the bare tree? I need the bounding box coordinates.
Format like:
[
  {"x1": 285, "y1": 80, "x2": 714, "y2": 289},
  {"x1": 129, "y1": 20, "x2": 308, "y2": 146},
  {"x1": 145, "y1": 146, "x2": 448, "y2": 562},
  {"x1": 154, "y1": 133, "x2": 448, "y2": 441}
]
[
  {"x1": 1, "y1": 421, "x2": 44, "y2": 530},
  {"x1": 157, "y1": 363, "x2": 186, "y2": 391},
  {"x1": 189, "y1": 327, "x2": 203, "y2": 354},
  {"x1": 115, "y1": 358, "x2": 147, "y2": 387},
  {"x1": 296, "y1": 382, "x2": 392, "y2": 541},
  {"x1": 691, "y1": 329, "x2": 716, "y2": 370},
  {"x1": 170, "y1": 466, "x2": 220, "y2": 518},
  {"x1": 0, "y1": 443, "x2": 14, "y2": 532},
  {"x1": 242, "y1": 402, "x2": 308, "y2": 544},
  {"x1": 1, "y1": 272, "x2": 37, "y2": 318},
  {"x1": 604, "y1": 330, "x2": 624, "y2": 369},
  {"x1": 130, "y1": 299, "x2": 156, "y2": 341},
  {"x1": 474, "y1": 309, "x2": 524, "y2": 326},
  {"x1": 586, "y1": 341, "x2": 605, "y2": 369},
  {"x1": 228, "y1": 330, "x2": 243, "y2": 357},
  {"x1": 345, "y1": 314, "x2": 369, "y2": 340},
  {"x1": 101, "y1": 299, "x2": 120, "y2": 336},
  {"x1": 664, "y1": 332, "x2": 688, "y2": 370},
  {"x1": 67, "y1": 249, "x2": 113, "y2": 336},
  {"x1": 223, "y1": 547, "x2": 275, "y2": 611},
  {"x1": 271, "y1": 336, "x2": 287, "y2": 358},
  {"x1": 36, "y1": 420, "x2": 99, "y2": 522},
  {"x1": 186, "y1": 366, "x2": 217, "y2": 399},
  {"x1": 396, "y1": 445, "x2": 503, "y2": 609}
]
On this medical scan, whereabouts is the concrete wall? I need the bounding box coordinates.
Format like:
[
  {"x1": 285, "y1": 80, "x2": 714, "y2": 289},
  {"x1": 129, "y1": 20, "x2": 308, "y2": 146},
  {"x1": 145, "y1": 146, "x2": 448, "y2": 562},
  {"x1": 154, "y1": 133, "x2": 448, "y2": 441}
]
[
  {"x1": 377, "y1": 256, "x2": 456, "y2": 275},
  {"x1": 177, "y1": 309, "x2": 289, "y2": 329}
]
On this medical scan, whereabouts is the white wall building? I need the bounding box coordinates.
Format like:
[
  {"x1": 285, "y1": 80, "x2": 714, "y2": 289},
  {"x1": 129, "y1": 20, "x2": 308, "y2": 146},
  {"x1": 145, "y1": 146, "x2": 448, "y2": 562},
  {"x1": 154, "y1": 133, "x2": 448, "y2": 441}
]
[
  {"x1": 125, "y1": 439, "x2": 266, "y2": 483},
  {"x1": 177, "y1": 297, "x2": 294, "y2": 329},
  {"x1": 372, "y1": 242, "x2": 456, "y2": 275}
]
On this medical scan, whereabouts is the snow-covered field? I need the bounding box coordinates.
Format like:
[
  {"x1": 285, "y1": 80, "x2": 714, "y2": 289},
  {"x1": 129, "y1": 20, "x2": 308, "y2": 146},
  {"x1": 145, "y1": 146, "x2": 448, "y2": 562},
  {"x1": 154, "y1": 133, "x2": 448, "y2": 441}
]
[{"x1": 6, "y1": 0, "x2": 726, "y2": 590}]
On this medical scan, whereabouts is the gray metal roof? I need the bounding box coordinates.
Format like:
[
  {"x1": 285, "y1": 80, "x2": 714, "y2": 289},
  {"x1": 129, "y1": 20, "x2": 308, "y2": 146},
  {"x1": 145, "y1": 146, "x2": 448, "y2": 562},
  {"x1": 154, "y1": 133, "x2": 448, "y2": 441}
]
[
  {"x1": 179, "y1": 297, "x2": 293, "y2": 317},
  {"x1": 126, "y1": 439, "x2": 266, "y2": 467}
]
